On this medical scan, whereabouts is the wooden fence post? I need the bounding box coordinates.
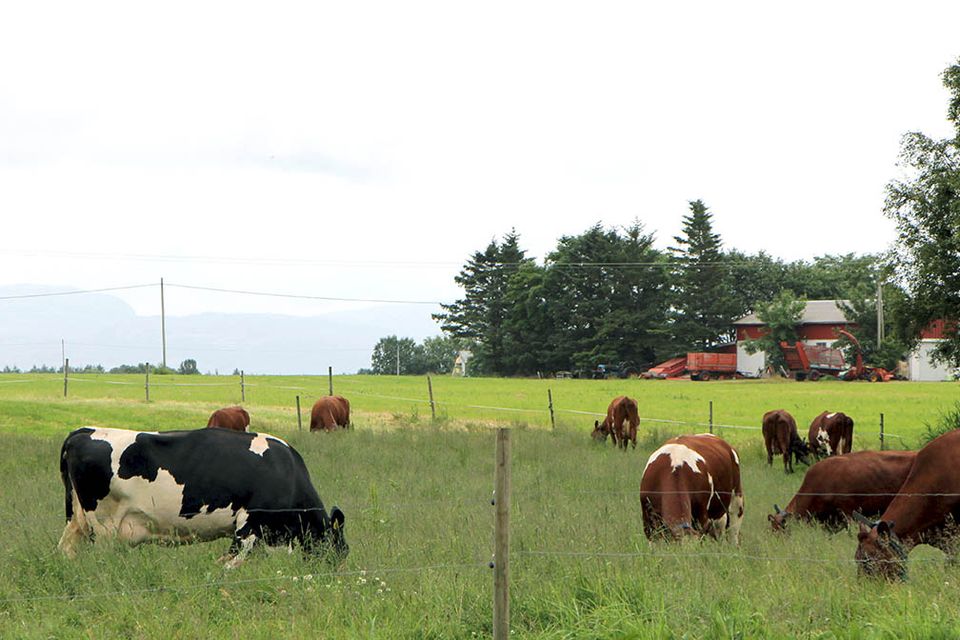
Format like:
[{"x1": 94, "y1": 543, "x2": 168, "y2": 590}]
[
  {"x1": 240, "y1": 370, "x2": 245, "y2": 403},
  {"x1": 428, "y1": 376, "x2": 436, "y2": 421},
  {"x1": 296, "y1": 395, "x2": 303, "y2": 431},
  {"x1": 328, "y1": 366, "x2": 333, "y2": 396},
  {"x1": 493, "y1": 428, "x2": 511, "y2": 640},
  {"x1": 548, "y1": 389, "x2": 556, "y2": 431},
  {"x1": 709, "y1": 401, "x2": 713, "y2": 435},
  {"x1": 880, "y1": 413, "x2": 885, "y2": 450},
  {"x1": 63, "y1": 358, "x2": 69, "y2": 398},
  {"x1": 145, "y1": 366, "x2": 150, "y2": 402}
]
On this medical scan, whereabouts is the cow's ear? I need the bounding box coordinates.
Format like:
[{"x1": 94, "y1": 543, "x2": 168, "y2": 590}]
[
  {"x1": 767, "y1": 514, "x2": 776, "y2": 523},
  {"x1": 594, "y1": 420, "x2": 599, "y2": 428},
  {"x1": 857, "y1": 523, "x2": 871, "y2": 539},
  {"x1": 331, "y1": 507, "x2": 345, "y2": 530}
]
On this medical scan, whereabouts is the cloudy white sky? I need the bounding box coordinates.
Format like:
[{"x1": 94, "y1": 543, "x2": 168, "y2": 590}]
[{"x1": 2, "y1": 1, "x2": 959, "y2": 322}]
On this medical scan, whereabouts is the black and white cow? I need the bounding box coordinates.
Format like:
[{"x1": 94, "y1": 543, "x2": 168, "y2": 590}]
[{"x1": 58, "y1": 427, "x2": 347, "y2": 566}]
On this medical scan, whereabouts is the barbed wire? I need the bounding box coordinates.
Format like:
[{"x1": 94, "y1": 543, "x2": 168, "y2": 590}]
[
  {"x1": 514, "y1": 549, "x2": 943, "y2": 565},
  {"x1": 0, "y1": 561, "x2": 489, "y2": 605}
]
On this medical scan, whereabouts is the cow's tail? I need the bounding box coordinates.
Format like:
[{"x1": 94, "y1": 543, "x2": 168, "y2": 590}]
[{"x1": 60, "y1": 437, "x2": 73, "y2": 523}]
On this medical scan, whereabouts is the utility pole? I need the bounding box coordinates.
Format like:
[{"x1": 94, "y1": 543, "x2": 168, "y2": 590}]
[
  {"x1": 877, "y1": 280, "x2": 885, "y2": 348},
  {"x1": 160, "y1": 278, "x2": 167, "y2": 369}
]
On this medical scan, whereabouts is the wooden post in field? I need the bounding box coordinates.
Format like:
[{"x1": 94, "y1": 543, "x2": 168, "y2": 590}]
[
  {"x1": 145, "y1": 365, "x2": 150, "y2": 402},
  {"x1": 428, "y1": 375, "x2": 436, "y2": 421},
  {"x1": 328, "y1": 366, "x2": 333, "y2": 396},
  {"x1": 296, "y1": 395, "x2": 303, "y2": 431},
  {"x1": 240, "y1": 370, "x2": 246, "y2": 402},
  {"x1": 547, "y1": 389, "x2": 556, "y2": 431},
  {"x1": 493, "y1": 428, "x2": 511, "y2": 640},
  {"x1": 709, "y1": 401, "x2": 713, "y2": 434},
  {"x1": 63, "y1": 358, "x2": 69, "y2": 398},
  {"x1": 879, "y1": 413, "x2": 885, "y2": 450}
]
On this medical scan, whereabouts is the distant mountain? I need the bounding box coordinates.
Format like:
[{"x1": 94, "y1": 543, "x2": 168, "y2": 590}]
[{"x1": 0, "y1": 286, "x2": 442, "y2": 374}]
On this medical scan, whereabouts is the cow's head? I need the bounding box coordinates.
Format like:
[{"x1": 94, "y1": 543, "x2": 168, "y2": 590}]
[
  {"x1": 768, "y1": 504, "x2": 790, "y2": 532},
  {"x1": 790, "y1": 437, "x2": 812, "y2": 466},
  {"x1": 591, "y1": 420, "x2": 608, "y2": 442},
  {"x1": 854, "y1": 516, "x2": 907, "y2": 581},
  {"x1": 326, "y1": 506, "x2": 349, "y2": 561}
]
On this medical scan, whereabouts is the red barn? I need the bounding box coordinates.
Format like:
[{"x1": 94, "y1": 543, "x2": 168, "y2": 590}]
[
  {"x1": 734, "y1": 301, "x2": 956, "y2": 381},
  {"x1": 732, "y1": 300, "x2": 853, "y2": 377}
]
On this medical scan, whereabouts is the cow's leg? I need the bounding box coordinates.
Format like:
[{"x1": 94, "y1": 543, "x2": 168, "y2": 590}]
[
  {"x1": 222, "y1": 532, "x2": 258, "y2": 569},
  {"x1": 727, "y1": 493, "x2": 745, "y2": 545},
  {"x1": 58, "y1": 516, "x2": 89, "y2": 559}
]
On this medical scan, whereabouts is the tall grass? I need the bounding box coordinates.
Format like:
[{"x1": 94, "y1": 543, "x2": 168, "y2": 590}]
[{"x1": 1, "y1": 377, "x2": 960, "y2": 637}]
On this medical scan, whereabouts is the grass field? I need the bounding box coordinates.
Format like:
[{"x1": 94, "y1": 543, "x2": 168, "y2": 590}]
[{"x1": 1, "y1": 374, "x2": 959, "y2": 638}]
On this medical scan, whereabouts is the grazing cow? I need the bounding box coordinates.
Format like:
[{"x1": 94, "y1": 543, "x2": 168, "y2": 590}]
[
  {"x1": 768, "y1": 450, "x2": 916, "y2": 532},
  {"x1": 807, "y1": 411, "x2": 854, "y2": 458},
  {"x1": 310, "y1": 395, "x2": 351, "y2": 431},
  {"x1": 762, "y1": 409, "x2": 810, "y2": 473},
  {"x1": 855, "y1": 430, "x2": 960, "y2": 581},
  {"x1": 591, "y1": 396, "x2": 639, "y2": 450},
  {"x1": 206, "y1": 406, "x2": 250, "y2": 432},
  {"x1": 640, "y1": 433, "x2": 744, "y2": 543},
  {"x1": 58, "y1": 427, "x2": 347, "y2": 567}
]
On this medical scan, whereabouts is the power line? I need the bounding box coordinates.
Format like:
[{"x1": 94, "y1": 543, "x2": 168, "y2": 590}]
[
  {"x1": 0, "y1": 284, "x2": 156, "y2": 301},
  {"x1": 165, "y1": 283, "x2": 443, "y2": 305}
]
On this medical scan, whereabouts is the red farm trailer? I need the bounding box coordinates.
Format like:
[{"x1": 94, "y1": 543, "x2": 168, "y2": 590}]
[
  {"x1": 644, "y1": 353, "x2": 738, "y2": 381},
  {"x1": 685, "y1": 352, "x2": 738, "y2": 381}
]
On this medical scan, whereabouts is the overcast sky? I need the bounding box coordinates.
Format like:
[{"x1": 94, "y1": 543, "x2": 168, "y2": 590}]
[{"x1": 2, "y1": 1, "x2": 959, "y2": 325}]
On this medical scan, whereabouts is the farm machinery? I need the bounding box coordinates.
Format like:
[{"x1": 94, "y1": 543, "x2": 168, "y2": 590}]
[
  {"x1": 572, "y1": 361, "x2": 643, "y2": 379},
  {"x1": 780, "y1": 329, "x2": 897, "y2": 382},
  {"x1": 643, "y1": 352, "x2": 739, "y2": 381}
]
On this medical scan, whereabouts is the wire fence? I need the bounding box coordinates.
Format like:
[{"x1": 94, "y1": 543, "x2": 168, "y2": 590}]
[{"x1": 0, "y1": 372, "x2": 914, "y2": 445}]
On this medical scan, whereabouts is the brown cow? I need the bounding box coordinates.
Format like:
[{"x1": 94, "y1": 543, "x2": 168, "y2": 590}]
[
  {"x1": 206, "y1": 406, "x2": 250, "y2": 432},
  {"x1": 640, "y1": 433, "x2": 743, "y2": 543},
  {"x1": 310, "y1": 395, "x2": 350, "y2": 432},
  {"x1": 762, "y1": 409, "x2": 810, "y2": 473},
  {"x1": 808, "y1": 411, "x2": 854, "y2": 458},
  {"x1": 855, "y1": 430, "x2": 960, "y2": 580},
  {"x1": 591, "y1": 396, "x2": 639, "y2": 450},
  {"x1": 768, "y1": 450, "x2": 916, "y2": 532}
]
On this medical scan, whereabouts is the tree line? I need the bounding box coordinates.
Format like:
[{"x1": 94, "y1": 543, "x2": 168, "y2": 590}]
[
  {"x1": 1, "y1": 359, "x2": 203, "y2": 375},
  {"x1": 427, "y1": 209, "x2": 911, "y2": 377}
]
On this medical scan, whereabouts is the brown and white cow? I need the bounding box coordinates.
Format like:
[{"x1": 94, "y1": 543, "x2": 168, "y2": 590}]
[
  {"x1": 855, "y1": 430, "x2": 960, "y2": 580},
  {"x1": 591, "y1": 396, "x2": 639, "y2": 450},
  {"x1": 206, "y1": 406, "x2": 250, "y2": 432},
  {"x1": 310, "y1": 395, "x2": 351, "y2": 432},
  {"x1": 640, "y1": 433, "x2": 743, "y2": 543},
  {"x1": 768, "y1": 450, "x2": 916, "y2": 532},
  {"x1": 762, "y1": 409, "x2": 810, "y2": 473},
  {"x1": 807, "y1": 411, "x2": 854, "y2": 458}
]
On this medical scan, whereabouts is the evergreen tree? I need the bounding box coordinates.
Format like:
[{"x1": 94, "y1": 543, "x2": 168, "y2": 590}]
[
  {"x1": 543, "y1": 222, "x2": 670, "y2": 371},
  {"x1": 433, "y1": 231, "x2": 531, "y2": 375},
  {"x1": 669, "y1": 200, "x2": 736, "y2": 350}
]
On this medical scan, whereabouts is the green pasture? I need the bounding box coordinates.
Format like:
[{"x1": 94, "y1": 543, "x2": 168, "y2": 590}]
[
  {"x1": 1, "y1": 375, "x2": 960, "y2": 638},
  {"x1": 0, "y1": 373, "x2": 956, "y2": 446}
]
